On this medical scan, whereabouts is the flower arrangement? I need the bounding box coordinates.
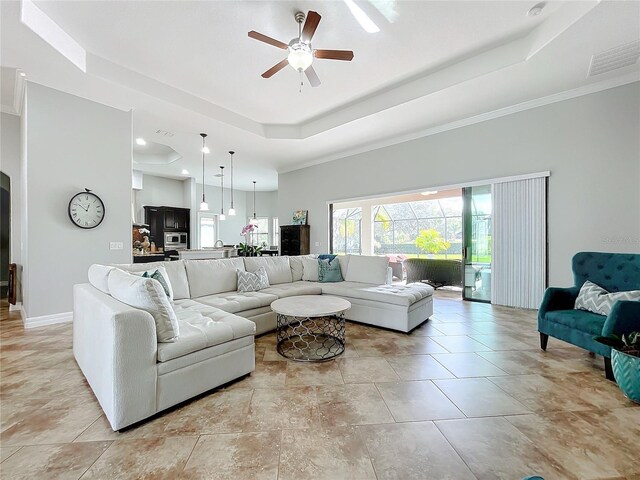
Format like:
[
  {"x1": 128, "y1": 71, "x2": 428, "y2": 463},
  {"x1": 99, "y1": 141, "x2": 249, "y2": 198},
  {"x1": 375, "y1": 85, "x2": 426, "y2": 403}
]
[
  {"x1": 239, "y1": 223, "x2": 262, "y2": 257},
  {"x1": 240, "y1": 223, "x2": 257, "y2": 236}
]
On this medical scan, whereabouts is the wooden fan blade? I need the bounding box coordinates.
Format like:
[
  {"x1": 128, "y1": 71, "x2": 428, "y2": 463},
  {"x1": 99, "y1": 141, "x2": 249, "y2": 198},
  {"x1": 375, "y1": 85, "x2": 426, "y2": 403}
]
[
  {"x1": 305, "y1": 65, "x2": 321, "y2": 87},
  {"x1": 301, "y1": 11, "x2": 321, "y2": 42},
  {"x1": 261, "y1": 59, "x2": 289, "y2": 78},
  {"x1": 314, "y1": 49, "x2": 354, "y2": 61},
  {"x1": 248, "y1": 31, "x2": 288, "y2": 50}
]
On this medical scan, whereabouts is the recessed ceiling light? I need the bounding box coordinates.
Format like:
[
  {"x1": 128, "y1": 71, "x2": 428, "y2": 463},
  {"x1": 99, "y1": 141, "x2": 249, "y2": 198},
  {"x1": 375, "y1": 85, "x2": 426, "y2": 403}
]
[
  {"x1": 202, "y1": 146, "x2": 210, "y2": 154},
  {"x1": 19, "y1": 72, "x2": 26, "y2": 77},
  {"x1": 421, "y1": 191, "x2": 438, "y2": 196},
  {"x1": 181, "y1": 169, "x2": 189, "y2": 175},
  {"x1": 527, "y1": 2, "x2": 546, "y2": 17},
  {"x1": 135, "y1": 138, "x2": 146, "y2": 146}
]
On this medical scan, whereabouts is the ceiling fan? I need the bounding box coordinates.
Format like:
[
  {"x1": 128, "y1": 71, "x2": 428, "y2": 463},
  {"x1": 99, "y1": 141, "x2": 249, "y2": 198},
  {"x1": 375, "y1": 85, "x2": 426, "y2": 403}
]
[{"x1": 248, "y1": 10, "x2": 354, "y2": 88}]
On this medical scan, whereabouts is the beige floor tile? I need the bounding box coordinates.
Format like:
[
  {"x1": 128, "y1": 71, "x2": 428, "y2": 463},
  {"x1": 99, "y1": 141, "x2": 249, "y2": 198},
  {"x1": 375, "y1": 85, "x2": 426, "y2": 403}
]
[
  {"x1": 1, "y1": 398, "x2": 49, "y2": 431},
  {"x1": 425, "y1": 323, "x2": 481, "y2": 335},
  {"x1": 358, "y1": 421, "x2": 476, "y2": 480},
  {"x1": 506, "y1": 411, "x2": 630, "y2": 479},
  {"x1": 406, "y1": 321, "x2": 445, "y2": 337},
  {"x1": 1, "y1": 396, "x2": 102, "y2": 446},
  {"x1": 376, "y1": 381, "x2": 464, "y2": 422},
  {"x1": 559, "y1": 371, "x2": 635, "y2": 409},
  {"x1": 244, "y1": 386, "x2": 320, "y2": 431},
  {"x1": 488, "y1": 374, "x2": 602, "y2": 413},
  {"x1": 0, "y1": 441, "x2": 110, "y2": 480},
  {"x1": 434, "y1": 378, "x2": 531, "y2": 417},
  {"x1": 285, "y1": 360, "x2": 344, "y2": 386},
  {"x1": 431, "y1": 352, "x2": 509, "y2": 377},
  {"x1": 278, "y1": 427, "x2": 376, "y2": 480},
  {"x1": 469, "y1": 334, "x2": 536, "y2": 351},
  {"x1": 0, "y1": 446, "x2": 21, "y2": 462},
  {"x1": 316, "y1": 383, "x2": 394, "y2": 427},
  {"x1": 432, "y1": 335, "x2": 493, "y2": 353},
  {"x1": 436, "y1": 417, "x2": 572, "y2": 479},
  {"x1": 80, "y1": 436, "x2": 197, "y2": 479},
  {"x1": 337, "y1": 357, "x2": 400, "y2": 383},
  {"x1": 350, "y1": 335, "x2": 447, "y2": 356},
  {"x1": 182, "y1": 431, "x2": 280, "y2": 480},
  {"x1": 229, "y1": 360, "x2": 287, "y2": 388},
  {"x1": 385, "y1": 354, "x2": 455, "y2": 380}
]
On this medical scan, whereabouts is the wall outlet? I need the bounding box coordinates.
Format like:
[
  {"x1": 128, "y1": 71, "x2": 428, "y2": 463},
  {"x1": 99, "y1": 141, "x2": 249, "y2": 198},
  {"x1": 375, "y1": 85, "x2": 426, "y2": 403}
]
[
  {"x1": 315, "y1": 242, "x2": 320, "y2": 247},
  {"x1": 110, "y1": 242, "x2": 123, "y2": 250}
]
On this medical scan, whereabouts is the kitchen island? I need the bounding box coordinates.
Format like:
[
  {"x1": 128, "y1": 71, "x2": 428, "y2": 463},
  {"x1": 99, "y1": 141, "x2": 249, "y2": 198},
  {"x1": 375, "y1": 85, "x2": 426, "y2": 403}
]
[{"x1": 177, "y1": 248, "x2": 238, "y2": 260}]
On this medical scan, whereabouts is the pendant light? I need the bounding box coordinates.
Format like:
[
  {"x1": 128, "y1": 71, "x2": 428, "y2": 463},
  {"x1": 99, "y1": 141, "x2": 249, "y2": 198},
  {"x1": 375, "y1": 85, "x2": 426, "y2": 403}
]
[
  {"x1": 218, "y1": 166, "x2": 226, "y2": 220},
  {"x1": 250, "y1": 181, "x2": 257, "y2": 223},
  {"x1": 199, "y1": 133, "x2": 209, "y2": 211},
  {"x1": 228, "y1": 151, "x2": 236, "y2": 216}
]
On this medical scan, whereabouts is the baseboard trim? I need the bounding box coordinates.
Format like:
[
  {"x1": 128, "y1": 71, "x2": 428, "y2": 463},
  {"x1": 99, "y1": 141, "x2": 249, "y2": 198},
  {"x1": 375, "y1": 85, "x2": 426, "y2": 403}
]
[
  {"x1": 24, "y1": 311, "x2": 73, "y2": 329},
  {"x1": 9, "y1": 301, "x2": 22, "y2": 312}
]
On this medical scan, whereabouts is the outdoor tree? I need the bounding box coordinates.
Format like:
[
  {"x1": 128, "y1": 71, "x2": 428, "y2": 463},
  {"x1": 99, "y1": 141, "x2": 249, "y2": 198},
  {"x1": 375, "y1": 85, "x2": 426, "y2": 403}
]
[{"x1": 415, "y1": 228, "x2": 450, "y2": 255}]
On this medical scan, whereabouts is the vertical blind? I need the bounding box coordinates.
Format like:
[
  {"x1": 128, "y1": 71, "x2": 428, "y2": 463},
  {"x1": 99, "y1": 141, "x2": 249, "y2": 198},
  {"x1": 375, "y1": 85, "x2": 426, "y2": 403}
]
[{"x1": 492, "y1": 177, "x2": 547, "y2": 309}]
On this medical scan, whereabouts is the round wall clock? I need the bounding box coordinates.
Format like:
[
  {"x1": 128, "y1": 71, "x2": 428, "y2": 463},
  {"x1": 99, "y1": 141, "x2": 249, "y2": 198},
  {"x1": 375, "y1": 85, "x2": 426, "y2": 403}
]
[{"x1": 68, "y1": 189, "x2": 105, "y2": 229}]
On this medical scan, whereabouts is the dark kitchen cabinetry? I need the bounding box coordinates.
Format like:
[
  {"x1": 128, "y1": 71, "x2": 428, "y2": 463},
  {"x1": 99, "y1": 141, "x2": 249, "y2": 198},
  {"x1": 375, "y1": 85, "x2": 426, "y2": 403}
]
[
  {"x1": 144, "y1": 206, "x2": 191, "y2": 250},
  {"x1": 162, "y1": 208, "x2": 189, "y2": 231},
  {"x1": 280, "y1": 225, "x2": 310, "y2": 256}
]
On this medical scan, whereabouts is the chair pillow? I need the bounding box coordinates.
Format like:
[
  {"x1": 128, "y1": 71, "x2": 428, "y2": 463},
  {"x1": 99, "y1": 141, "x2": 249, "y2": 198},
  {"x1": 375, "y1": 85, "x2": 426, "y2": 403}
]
[
  {"x1": 108, "y1": 268, "x2": 180, "y2": 342},
  {"x1": 575, "y1": 280, "x2": 640, "y2": 316},
  {"x1": 302, "y1": 257, "x2": 320, "y2": 282},
  {"x1": 237, "y1": 267, "x2": 270, "y2": 292},
  {"x1": 318, "y1": 258, "x2": 343, "y2": 283}
]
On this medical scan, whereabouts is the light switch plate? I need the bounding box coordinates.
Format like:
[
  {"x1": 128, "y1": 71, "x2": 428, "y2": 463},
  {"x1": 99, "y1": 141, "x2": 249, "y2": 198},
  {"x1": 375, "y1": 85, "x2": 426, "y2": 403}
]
[{"x1": 110, "y1": 242, "x2": 123, "y2": 250}]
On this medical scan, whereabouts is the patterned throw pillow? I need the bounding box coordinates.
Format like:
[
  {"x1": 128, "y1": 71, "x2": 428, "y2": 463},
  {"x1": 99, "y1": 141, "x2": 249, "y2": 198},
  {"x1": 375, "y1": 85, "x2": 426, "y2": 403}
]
[
  {"x1": 237, "y1": 267, "x2": 270, "y2": 292},
  {"x1": 575, "y1": 280, "x2": 640, "y2": 316},
  {"x1": 318, "y1": 258, "x2": 343, "y2": 283},
  {"x1": 141, "y1": 269, "x2": 172, "y2": 299}
]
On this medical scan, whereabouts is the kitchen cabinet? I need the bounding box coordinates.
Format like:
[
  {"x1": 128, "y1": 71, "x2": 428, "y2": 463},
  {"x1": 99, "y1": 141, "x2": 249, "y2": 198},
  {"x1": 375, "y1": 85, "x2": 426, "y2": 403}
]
[
  {"x1": 144, "y1": 206, "x2": 191, "y2": 250},
  {"x1": 280, "y1": 225, "x2": 310, "y2": 256}
]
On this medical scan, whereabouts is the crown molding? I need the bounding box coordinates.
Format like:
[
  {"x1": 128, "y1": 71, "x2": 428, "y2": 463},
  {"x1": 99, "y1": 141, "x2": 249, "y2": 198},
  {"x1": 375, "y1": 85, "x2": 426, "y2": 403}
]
[{"x1": 278, "y1": 73, "x2": 640, "y2": 174}]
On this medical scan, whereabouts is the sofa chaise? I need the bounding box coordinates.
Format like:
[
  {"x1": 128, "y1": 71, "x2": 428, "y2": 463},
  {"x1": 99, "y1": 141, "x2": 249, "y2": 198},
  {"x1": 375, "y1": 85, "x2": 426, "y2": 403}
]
[{"x1": 73, "y1": 254, "x2": 434, "y2": 430}]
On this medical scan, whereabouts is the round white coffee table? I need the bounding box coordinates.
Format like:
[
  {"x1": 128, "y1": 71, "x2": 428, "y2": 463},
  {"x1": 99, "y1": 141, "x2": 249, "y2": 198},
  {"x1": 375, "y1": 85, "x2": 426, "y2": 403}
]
[{"x1": 271, "y1": 295, "x2": 351, "y2": 362}]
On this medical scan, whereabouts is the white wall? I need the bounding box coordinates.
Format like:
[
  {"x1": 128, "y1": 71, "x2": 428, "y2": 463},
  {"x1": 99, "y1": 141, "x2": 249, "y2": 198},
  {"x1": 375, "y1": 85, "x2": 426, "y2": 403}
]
[
  {"x1": 23, "y1": 83, "x2": 132, "y2": 319},
  {"x1": 278, "y1": 83, "x2": 640, "y2": 287},
  {"x1": 195, "y1": 182, "x2": 248, "y2": 245},
  {"x1": 1, "y1": 113, "x2": 22, "y2": 294},
  {"x1": 134, "y1": 173, "x2": 188, "y2": 223},
  {"x1": 246, "y1": 190, "x2": 278, "y2": 245}
]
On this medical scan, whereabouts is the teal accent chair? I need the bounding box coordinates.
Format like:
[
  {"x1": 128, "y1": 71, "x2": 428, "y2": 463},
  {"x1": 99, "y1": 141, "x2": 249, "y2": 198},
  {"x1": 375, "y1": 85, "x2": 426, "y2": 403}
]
[{"x1": 538, "y1": 252, "x2": 640, "y2": 380}]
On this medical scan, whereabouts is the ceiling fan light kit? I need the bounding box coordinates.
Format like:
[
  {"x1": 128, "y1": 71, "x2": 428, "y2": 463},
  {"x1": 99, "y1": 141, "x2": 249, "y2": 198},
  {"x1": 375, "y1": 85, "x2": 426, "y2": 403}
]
[{"x1": 248, "y1": 10, "x2": 354, "y2": 88}]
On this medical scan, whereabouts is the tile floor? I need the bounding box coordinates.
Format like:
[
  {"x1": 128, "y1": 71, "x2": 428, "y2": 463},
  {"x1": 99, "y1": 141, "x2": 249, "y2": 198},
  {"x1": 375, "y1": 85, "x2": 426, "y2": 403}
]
[{"x1": 1, "y1": 294, "x2": 639, "y2": 480}]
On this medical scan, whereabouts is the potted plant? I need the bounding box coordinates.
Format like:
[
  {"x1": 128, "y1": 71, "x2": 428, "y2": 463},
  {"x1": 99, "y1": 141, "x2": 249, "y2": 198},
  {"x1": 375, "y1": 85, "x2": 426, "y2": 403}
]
[
  {"x1": 594, "y1": 331, "x2": 640, "y2": 403},
  {"x1": 239, "y1": 224, "x2": 262, "y2": 257}
]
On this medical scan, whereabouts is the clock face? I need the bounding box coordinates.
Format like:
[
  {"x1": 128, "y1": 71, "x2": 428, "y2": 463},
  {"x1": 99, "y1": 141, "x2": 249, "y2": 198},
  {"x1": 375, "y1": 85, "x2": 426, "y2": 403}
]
[{"x1": 68, "y1": 191, "x2": 105, "y2": 229}]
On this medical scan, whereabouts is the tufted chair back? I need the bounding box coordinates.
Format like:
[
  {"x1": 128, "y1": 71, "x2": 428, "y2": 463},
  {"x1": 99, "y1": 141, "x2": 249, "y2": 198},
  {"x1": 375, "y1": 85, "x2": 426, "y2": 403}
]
[{"x1": 572, "y1": 252, "x2": 640, "y2": 292}]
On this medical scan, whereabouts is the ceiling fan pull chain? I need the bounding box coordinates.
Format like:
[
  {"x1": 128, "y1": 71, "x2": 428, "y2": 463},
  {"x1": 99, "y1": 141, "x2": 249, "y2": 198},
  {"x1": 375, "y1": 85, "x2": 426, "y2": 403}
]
[{"x1": 299, "y1": 70, "x2": 304, "y2": 93}]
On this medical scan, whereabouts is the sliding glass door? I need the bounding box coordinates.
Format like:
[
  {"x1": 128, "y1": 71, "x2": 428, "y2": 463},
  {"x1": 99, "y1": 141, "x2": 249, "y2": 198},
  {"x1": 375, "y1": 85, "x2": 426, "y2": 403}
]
[{"x1": 462, "y1": 185, "x2": 492, "y2": 302}]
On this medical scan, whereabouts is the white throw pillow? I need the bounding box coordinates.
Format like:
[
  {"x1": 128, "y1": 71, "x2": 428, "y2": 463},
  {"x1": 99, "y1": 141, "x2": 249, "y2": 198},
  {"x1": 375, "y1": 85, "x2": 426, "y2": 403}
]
[
  {"x1": 131, "y1": 265, "x2": 174, "y2": 301},
  {"x1": 302, "y1": 257, "x2": 319, "y2": 282},
  {"x1": 88, "y1": 264, "x2": 114, "y2": 294},
  {"x1": 108, "y1": 268, "x2": 180, "y2": 342},
  {"x1": 290, "y1": 254, "x2": 317, "y2": 282},
  {"x1": 344, "y1": 255, "x2": 389, "y2": 284},
  {"x1": 244, "y1": 256, "x2": 292, "y2": 285},
  {"x1": 575, "y1": 280, "x2": 640, "y2": 316},
  {"x1": 237, "y1": 267, "x2": 270, "y2": 292}
]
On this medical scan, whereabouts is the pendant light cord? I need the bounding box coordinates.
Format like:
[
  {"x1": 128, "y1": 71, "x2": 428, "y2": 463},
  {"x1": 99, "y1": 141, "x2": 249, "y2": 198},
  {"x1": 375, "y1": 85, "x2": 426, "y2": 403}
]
[
  {"x1": 201, "y1": 133, "x2": 207, "y2": 203},
  {"x1": 229, "y1": 151, "x2": 234, "y2": 209},
  {"x1": 253, "y1": 181, "x2": 257, "y2": 219}
]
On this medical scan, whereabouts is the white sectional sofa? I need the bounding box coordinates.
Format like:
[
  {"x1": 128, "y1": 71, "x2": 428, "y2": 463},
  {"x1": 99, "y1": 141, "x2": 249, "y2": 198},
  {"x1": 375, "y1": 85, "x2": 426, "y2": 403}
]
[{"x1": 73, "y1": 255, "x2": 433, "y2": 430}]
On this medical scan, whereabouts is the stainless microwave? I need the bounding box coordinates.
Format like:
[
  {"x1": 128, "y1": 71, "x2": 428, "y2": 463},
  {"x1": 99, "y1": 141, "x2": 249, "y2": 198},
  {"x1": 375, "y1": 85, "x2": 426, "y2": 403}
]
[{"x1": 165, "y1": 232, "x2": 188, "y2": 250}]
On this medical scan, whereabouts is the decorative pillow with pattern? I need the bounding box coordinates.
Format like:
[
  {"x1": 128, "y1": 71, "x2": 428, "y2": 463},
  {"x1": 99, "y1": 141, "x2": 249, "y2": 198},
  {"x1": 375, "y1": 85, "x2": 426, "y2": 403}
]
[
  {"x1": 237, "y1": 267, "x2": 270, "y2": 292},
  {"x1": 575, "y1": 280, "x2": 640, "y2": 316},
  {"x1": 318, "y1": 258, "x2": 343, "y2": 283}
]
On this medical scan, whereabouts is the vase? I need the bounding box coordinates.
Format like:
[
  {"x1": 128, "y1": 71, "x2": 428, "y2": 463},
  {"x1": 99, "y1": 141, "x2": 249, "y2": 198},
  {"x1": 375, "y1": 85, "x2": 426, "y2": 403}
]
[{"x1": 611, "y1": 349, "x2": 640, "y2": 404}]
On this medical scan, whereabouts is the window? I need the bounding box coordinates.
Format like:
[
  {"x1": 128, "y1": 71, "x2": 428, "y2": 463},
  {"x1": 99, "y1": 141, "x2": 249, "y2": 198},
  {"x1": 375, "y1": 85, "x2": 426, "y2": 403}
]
[
  {"x1": 198, "y1": 214, "x2": 217, "y2": 248},
  {"x1": 248, "y1": 217, "x2": 269, "y2": 247},
  {"x1": 332, "y1": 208, "x2": 362, "y2": 255},
  {"x1": 272, "y1": 217, "x2": 279, "y2": 247},
  {"x1": 373, "y1": 196, "x2": 463, "y2": 259}
]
